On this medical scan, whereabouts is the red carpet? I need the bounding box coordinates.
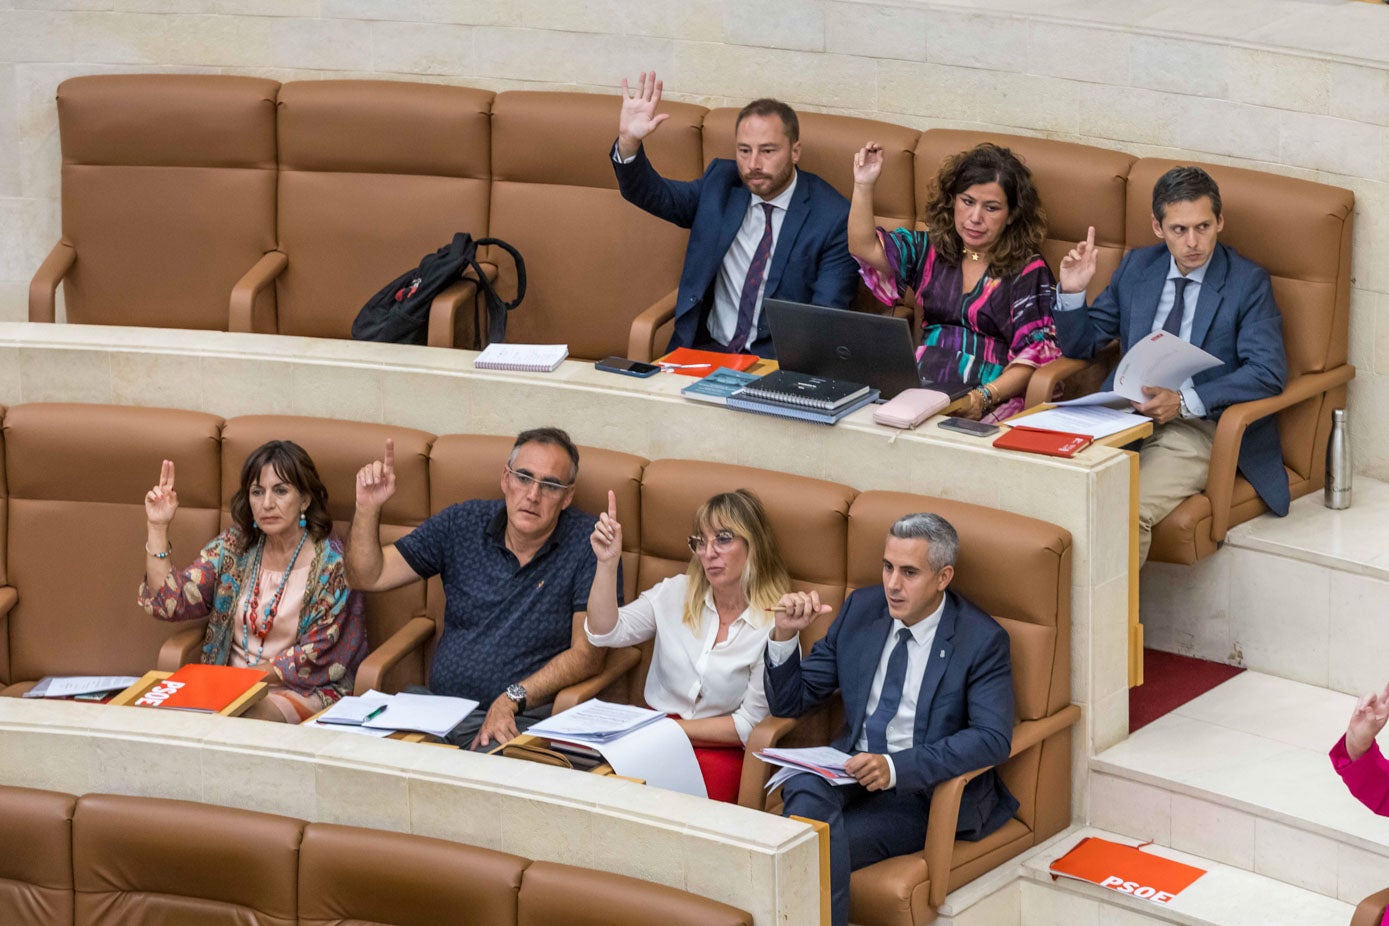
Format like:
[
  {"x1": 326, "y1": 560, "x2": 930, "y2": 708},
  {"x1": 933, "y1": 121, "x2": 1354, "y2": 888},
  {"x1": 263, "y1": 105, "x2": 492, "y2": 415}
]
[{"x1": 1129, "y1": 648, "x2": 1244, "y2": 733}]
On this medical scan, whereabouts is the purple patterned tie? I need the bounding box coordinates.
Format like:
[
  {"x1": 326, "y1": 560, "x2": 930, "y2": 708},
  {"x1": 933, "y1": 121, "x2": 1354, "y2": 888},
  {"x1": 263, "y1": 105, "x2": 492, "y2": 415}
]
[{"x1": 728, "y1": 202, "x2": 775, "y2": 353}]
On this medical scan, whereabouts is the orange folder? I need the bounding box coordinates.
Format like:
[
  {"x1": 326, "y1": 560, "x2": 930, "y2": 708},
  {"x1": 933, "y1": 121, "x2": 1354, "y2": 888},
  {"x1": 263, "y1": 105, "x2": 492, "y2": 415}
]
[
  {"x1": 656, "y1": 347, "x2": 759, "y2": 377},
  {"x1": 992, "y1": 425, "x2": 1093, "y2": 458},
  {"x1": 1049, "y1": 836, "x2": 1206, "y2": 905},
  {"x1": 133, "y1": 664, "x2": 265, "y2": 713}
]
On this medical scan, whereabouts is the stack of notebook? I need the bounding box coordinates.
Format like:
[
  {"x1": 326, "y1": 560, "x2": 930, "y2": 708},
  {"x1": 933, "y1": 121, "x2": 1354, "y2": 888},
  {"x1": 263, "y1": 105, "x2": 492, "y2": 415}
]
[{"x1": 726, "y1": 370, "x2": 878, "y2": 425}]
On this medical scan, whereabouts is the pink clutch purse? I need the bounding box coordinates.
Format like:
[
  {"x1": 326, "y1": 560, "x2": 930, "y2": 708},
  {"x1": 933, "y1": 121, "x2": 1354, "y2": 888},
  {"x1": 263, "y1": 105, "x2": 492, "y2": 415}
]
[{"x1": 873, "y1": 388, "x2": 951, "y2": 429}]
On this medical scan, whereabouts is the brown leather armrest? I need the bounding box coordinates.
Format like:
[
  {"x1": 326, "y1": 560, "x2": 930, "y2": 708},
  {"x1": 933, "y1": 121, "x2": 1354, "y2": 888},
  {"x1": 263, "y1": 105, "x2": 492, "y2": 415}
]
[
  {"x1": 353, "y1": 615, "x2": 435, "y2": 695},
  {"x1": 1206, "y1": 365, "x2": 1355, "y2": 541},
  {"x1": 29, "y1": 242, "x2": 77, "y2": 323},
  {"x1": 426, "y1": 276, "x2": 484, "y2": 348},
  {"x1": 0, "y1": 586, "x2": 15, "y2": 618},
  {"x1": 229, "y1": 251, "x2": 288, "y2": 333},
  {"x1": 1352, "y1": 886, "x2": 1389, "y2": 926},
  {"x1": 628, "y1": 288, "x2": 679, "y2": 362},
  {"x1": 922, "y1": 704, "x2": 1081, "y2": 907},
  {"x1": 156, "y1": 624, "x2": 208, "y2": 671},
  {"x1": 552, "y1": 646, "x2": 641, "y2": 714},
  {"x1": 1024, "y1": 356, "x2": 1093, "y2": 409},
  {"x1": 737, "y1": 714, "x2": 805, "y2": 809}
]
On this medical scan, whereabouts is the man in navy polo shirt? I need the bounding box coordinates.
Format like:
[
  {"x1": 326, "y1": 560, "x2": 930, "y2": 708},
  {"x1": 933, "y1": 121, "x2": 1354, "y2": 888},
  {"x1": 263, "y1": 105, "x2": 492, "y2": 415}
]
[{"x1": 346, "y1": 427, "x2": 613, "y2": 750}]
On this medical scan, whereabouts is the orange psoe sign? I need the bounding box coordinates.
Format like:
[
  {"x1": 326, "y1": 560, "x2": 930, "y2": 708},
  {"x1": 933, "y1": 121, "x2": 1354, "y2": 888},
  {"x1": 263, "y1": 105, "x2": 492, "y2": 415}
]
[{"x1": 1049, "y1": 836, "x2": 1206, "y2": 905}]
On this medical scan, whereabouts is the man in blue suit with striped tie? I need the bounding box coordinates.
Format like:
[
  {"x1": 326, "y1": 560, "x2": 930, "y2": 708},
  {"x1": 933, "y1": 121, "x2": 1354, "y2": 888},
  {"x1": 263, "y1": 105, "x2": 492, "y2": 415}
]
[
  {"x1": 766, "y1": 513, "x2": 1017, "y2": 926},
  {"x1": 611, "y1": 71, "x2": 859, "y2": 358}
]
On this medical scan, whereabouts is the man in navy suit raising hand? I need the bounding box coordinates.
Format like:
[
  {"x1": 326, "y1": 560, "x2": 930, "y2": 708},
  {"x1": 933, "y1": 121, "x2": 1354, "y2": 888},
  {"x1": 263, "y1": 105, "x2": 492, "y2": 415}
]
[
  {"x1": 767, "y1": 513, "x2": 1016, "y2": 926},
  {"x1": 612, "y1": 70, "x2": 858, "y2": 358}
]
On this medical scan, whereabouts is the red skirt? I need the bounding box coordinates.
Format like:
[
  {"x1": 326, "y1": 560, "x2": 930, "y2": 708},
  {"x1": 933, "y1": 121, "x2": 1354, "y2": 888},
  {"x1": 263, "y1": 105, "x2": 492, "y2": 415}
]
[{"x1": 692, "y1": 744, "x2": 745, "y2": 804}]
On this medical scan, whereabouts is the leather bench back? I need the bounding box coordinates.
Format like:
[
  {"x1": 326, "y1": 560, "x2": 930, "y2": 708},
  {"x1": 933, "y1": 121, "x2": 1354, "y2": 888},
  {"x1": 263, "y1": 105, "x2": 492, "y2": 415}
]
[
  {"x1": 1, "y1": 404, "x2": 223, "y2": 690},
  {"x1": 488, "y1": 91, "x2": 707, "y2": 359},
  {"x1": 274, "y1": 80, "x2": 495, "y2": 340},
  {"x1": 55, "y1": 75, "x2": 278, "y2": 330},
  {"x1": 0, "y1": 785, "x2": 75, "y2": 926}
]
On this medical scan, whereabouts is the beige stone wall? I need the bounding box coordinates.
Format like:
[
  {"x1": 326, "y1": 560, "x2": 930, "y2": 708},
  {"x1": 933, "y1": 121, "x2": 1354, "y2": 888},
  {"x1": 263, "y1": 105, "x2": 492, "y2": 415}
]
[{"x1": 1, "y1": 0, "x2": 1386, "y2": 477}]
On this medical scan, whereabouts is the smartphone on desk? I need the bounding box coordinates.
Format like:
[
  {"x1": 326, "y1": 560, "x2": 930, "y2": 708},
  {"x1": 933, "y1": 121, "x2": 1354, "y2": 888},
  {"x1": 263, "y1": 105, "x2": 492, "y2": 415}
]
[
  {"x1": 595, "y1": 356, "x2": 661, "y2": 378},
  {"x1": 937, "y1": 417, "x2": 1000, "y2": 437}
]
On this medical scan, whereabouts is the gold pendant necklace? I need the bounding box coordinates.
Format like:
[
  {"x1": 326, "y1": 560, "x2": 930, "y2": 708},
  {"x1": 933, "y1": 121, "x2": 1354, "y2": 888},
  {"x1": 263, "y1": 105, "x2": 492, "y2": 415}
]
[{"x1": 963, "y1": 247, "x2": 985, "y2": 262}]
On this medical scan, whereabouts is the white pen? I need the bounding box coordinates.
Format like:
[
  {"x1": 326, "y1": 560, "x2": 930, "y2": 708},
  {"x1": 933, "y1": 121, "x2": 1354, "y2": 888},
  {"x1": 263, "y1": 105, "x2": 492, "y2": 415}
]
[{"x1": 660, "y1": 363, "x2": 712, "y2": 370}]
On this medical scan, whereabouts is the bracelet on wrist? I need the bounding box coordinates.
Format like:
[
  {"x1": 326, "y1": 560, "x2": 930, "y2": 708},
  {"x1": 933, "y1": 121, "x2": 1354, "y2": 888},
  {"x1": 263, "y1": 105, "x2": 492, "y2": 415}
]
[{"x1": 145, "y1": 542, "x2": 172, "y2": 559}]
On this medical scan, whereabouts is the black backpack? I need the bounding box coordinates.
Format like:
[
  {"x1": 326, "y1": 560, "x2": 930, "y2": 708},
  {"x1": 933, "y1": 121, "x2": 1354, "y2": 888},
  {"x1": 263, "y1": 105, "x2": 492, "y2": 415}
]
[{"x1": 351, "y1": 233, "x2": 526, "y2": 347}]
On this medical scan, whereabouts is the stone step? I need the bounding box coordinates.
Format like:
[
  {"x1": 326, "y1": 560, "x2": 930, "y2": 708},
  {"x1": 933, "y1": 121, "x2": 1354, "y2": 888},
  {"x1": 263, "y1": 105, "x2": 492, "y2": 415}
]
[{"x1": 1091, "y1": 671, "x2": 1389, "y2": 910}]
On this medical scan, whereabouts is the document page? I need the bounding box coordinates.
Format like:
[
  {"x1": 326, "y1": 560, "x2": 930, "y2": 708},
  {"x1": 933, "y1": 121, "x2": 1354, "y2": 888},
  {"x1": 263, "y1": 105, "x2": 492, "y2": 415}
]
[
  {"x1": 527, "y1": 699, "x2": 666, "y2": 742},
  {"x1": 757, "y1": 745, "x2": 857, "y2": 787},
  {"x1": 362, "y1": 691, "x2": 479, "y2": 737},
  {"x1": 1014, "y1": 405, "x2": 1146, "y2": 439},
  {"x1": 548, "y1": 717, "x2": 708, "y2": 798},
  {"x1": 1111, "y1": 331, "x2": 1221, "y2": 401},
  {"x1": 24, "y1": 676, "x2": 141, "y2": 698}
]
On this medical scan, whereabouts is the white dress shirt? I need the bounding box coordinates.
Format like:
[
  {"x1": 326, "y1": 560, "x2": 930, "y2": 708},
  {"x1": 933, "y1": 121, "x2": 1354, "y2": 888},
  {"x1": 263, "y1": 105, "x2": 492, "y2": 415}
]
[
  {"x1": 1056, "y1": 255, "x2": 1210, "y2": 418},
  {"x1": 585, "y1": 574, "x2": 776, "y2": 744},
  {"x1": 766, "y1": 595, "x2": 946, "y2": 788}
]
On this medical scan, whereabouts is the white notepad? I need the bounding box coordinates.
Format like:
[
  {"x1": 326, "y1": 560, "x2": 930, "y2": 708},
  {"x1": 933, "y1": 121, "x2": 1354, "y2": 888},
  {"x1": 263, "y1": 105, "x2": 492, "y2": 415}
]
[{"x1": 474, "y1": 343, "x2": 569, "y2": 372}]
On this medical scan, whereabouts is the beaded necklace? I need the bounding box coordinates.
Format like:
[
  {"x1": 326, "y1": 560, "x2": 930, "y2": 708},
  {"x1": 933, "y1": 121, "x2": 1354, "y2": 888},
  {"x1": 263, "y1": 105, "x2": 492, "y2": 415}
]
[{"x1": 240, "y1": 529, "x2": 309, "y2": 664}]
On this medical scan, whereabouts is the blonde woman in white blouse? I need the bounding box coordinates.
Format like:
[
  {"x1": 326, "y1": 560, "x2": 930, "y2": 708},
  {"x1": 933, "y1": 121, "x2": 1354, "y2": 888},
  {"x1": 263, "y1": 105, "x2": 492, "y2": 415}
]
[{"x1": 587, "y1": 488, "x2": 794, "y2": 802}]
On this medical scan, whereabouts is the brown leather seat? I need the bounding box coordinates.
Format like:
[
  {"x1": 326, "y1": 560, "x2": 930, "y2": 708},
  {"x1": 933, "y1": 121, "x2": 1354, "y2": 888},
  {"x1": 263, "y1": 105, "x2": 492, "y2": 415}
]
[
  {"x1": 518, "y1": 860, "x2": 753, "y2": 926},
  {"x1": 0, "y1": 785, "x2": 753, "y2": 925},
  {"x1": 489, "y1": 91, "x2": 707, "y2": 361},
  {"x1": 1353, "y1": 886, "x2": 1389, "y2": 926},
  {"x1": 233, "y1": 80, "x2": 496, "y2": 343},
  {"x1": 0, "y1": 404, "x2": 224, "y2": 695},
  {"x1": 0, "y1": 785, "x2": 76, "y2": 926},
  {"x1": 73, "y1": 793, "x2": 303, "y2": 925},
  {"x1": 30, "y1": 75, "x2": 279, "y2": 330},
  {"x1": 299, "y1": 821, "x2": 528, "y2": 926},
  {"x1": 1029, "y1": 157, "x2": 1356, "y2": 563}
]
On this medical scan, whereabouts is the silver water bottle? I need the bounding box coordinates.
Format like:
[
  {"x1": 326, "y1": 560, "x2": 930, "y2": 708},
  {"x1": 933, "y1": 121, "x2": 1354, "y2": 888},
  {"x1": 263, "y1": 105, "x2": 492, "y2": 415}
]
[{"x1": 1325, "y1": 408, "x2": 1351, "y2": 509}]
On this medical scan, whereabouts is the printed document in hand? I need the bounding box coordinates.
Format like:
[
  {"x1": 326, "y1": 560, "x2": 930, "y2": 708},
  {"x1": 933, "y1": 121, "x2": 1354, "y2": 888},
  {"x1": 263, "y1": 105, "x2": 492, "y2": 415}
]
[
  {"x1": 526, "y1": 699, "x2": 666, "y2": 744},
  {"x1": 1058, "y1": 331, "x2": 1221, "y2": 406},
  {"x1": 24, "y1": 675, "x2": 141, "y2": 698},
  {"x1": 360, "y1": 691, "x2": 479, "y2": 737},
  {"x1": 758, "y1": 745, "x2": 857, "y2": 788}
]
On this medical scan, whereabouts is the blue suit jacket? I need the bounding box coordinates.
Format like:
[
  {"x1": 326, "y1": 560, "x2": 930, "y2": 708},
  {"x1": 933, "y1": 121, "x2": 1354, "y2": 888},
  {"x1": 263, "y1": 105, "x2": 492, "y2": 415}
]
[
  {"x1": 764, "y1": 587, "x2": 1018, "y2": 840},
  {"x1": 1055, "y1": 241, "x2": 1289, "y2": 515},
  {"x1": 613, "y1": 144, "x2": 859, "y2": 355}
]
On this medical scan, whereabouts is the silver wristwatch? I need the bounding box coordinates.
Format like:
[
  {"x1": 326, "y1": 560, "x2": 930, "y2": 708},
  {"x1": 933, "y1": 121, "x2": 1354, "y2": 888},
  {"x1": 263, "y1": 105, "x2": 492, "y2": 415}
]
[{"x1": 505, "y1": 682, "x2": 527, "y2": 713}]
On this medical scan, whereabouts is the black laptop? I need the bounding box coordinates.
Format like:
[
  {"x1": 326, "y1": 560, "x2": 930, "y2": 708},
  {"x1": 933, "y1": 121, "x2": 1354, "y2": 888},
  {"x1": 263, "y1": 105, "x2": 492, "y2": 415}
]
[{"x1": 765, "y1": 299, "x2": 972, "y2": 401}]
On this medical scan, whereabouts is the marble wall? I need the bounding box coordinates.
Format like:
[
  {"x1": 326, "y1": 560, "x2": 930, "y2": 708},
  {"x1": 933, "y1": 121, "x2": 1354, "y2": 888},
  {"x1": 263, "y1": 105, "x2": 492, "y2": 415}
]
[{"x1": 1, "y1": 0, "x2": 1386, "y2": 481}]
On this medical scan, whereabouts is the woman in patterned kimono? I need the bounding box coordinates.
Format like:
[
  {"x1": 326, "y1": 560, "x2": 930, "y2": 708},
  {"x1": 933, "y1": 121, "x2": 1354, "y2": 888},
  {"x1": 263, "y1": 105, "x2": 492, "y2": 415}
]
[
  {"x1": 139, "y1": 440, "x2": 366, "y2": 722},
  {"x1": 849, "y1": 141, "x2": 1060, "y2": 422}
]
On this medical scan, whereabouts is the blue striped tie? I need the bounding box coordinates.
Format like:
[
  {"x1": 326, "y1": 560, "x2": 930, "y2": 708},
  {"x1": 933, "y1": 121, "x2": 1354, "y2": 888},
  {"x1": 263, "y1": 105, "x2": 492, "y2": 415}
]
[
  {"x1": 865, "y1": 628, "x2": 913, "y2": 754},
  {"x1": 728, "y1": 203, "x2": 775, "y2": 353}
]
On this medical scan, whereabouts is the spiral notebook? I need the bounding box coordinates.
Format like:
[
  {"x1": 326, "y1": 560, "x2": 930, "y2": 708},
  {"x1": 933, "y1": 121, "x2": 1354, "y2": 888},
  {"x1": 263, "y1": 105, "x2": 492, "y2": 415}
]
[
  {"x1": 735, "y1": 370, "x2": 870, "y2": 411},
  {"x1": 474, "y1": 343, "x2": 569, "y2": 372}
]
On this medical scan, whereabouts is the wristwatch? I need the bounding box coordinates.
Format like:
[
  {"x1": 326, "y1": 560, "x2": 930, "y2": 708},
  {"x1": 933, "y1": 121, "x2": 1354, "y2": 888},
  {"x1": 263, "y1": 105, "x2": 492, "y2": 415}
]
[
  {"x1": 505, "y1": 683, "x2": 527, "y2": 714},
  {"x1": 1177, "y1": 391, "x2": 1190, "y2": 419}
]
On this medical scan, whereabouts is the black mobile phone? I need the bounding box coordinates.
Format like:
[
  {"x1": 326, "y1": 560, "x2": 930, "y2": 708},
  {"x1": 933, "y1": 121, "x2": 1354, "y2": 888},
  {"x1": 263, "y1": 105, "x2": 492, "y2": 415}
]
[
  {"x1": 595, "y1": 356, "x2": 661, "y2": 378},
  {"x1": 937, "y1": 417, "x2": 1000, "y2": 437}
]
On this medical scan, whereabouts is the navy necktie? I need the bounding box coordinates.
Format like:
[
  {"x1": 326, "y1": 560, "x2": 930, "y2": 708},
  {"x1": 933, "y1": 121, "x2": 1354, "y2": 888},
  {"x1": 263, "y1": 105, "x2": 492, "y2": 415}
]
[
  {"x1": 1162, "y1": 276, "x2": 1190, "y2": 337},
  {"x1": 728, "y1": 203, "x2": 775, "y2": 353},
  {"x1": 865, "y1": 628, "x2": 913, "y2": 754}
]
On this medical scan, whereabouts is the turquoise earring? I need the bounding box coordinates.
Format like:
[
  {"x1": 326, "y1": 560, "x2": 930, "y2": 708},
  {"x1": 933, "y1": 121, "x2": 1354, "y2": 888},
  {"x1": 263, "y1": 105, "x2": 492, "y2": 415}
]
[{"x1": 299, "y1": 513, "x2": 306, "y2": 528}]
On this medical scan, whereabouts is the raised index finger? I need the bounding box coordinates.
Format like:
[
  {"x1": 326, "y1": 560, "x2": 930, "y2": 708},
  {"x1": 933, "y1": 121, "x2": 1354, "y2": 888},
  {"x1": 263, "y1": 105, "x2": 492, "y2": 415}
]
[
  {"x1": 1084, "y1": 225, "x2": 1096, "y2": 251},
  {"x1": 163, "y1": 459, "x2": 176, "y2": 491},
  {"x1": 607, "y1": 489, "x2": 617, "y2": 521},
  {"x1": 383, "y1": 438, "x2": 396, "y2": 472}
]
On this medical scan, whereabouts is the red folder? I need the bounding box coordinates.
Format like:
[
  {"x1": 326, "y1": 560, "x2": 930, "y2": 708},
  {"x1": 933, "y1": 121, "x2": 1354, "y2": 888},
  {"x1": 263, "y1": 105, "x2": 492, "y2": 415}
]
[
  {"x1": 1050, "y1": 836, "x2": 1206, "y2": 905},
  {"x1": 992, "y1": 425, "x2": 1093, "y2": 458},
  {"x1": 656, "y1": 347, "x2": 759, "y2": 376},
  {"x1": 133, "y1": 664, "x2": 265, "y2": 713}
]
